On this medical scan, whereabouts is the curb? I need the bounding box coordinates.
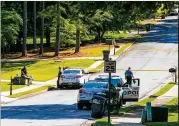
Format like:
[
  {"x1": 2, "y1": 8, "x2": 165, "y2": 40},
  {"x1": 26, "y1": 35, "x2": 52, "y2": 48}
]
[
  {"x1": 98, "y1": 41, "x2": 136, "y2": 72},
  {"x1": 2, "y1": 86, "x2": 54, "y2": 104},
  {"x1": 18, "y1": 88, "x2": 49, "y2": 99},
  {"x1": 116, "y1": 41, "x2": 135, "y2": 61},
  {"x1": 140, "y1": 75, "x2": 173, "y2": 100}
]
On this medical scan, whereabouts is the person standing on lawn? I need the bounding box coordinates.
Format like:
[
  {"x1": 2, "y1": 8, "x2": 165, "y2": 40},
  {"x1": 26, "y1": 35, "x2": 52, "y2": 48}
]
[
  {"x1": 125, "y1": 67, "x2": 134, "y2": 86},
  {"x1": 57, "y1": 67, "x2": 62, "y2": 88}
]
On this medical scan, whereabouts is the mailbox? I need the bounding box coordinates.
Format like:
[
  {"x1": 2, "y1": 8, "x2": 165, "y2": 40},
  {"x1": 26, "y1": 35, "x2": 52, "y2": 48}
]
[
  {"x1": 105, "y1": 39, "x2": 116, "y2": 45},
  {"x1": 169, "y1": 68, "x2": 176, "y2": 73}
]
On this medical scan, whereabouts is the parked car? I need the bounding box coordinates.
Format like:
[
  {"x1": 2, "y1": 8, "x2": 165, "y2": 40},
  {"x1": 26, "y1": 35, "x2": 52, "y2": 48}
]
[
  {"x1": 170, "y1": 8, "x2": 178, "y2": 16},
  {"x1": 77, "y1": 81, "x2": 108, "y2": 110},
  {"x1": 58, "y1": 68, "x2": 88, "y2": 89}
]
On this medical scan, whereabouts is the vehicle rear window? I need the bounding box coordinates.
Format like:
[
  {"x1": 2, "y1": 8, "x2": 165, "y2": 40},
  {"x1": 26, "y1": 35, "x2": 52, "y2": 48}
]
[
  {"x1": 63, "y1": 70, "x2": 80, "y2": 74},
  {"x1": 95, "y1": 78, "x2": 120, "y2": 87},
  {"x1": 83, "y1": 83, "x2": 108, "y2": 89}
]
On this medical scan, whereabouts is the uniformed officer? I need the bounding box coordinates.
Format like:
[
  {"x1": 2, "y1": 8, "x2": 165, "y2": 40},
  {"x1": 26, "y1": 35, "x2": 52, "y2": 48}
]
[
  {"x1": 125, "y1": 67, "x2": 134, "y2": 86},
  {"x1": 57, "y1": 67, "x2": 62, "y2": 88}
]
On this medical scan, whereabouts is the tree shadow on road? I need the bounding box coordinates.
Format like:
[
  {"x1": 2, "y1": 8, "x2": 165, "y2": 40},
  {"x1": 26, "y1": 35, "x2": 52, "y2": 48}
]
[
  {"x1": 1, "y1": 103, "x2": 91, "y2": 120},
  {"x1": 136, "y1": 18, "x2": 178, "y2": 44}
]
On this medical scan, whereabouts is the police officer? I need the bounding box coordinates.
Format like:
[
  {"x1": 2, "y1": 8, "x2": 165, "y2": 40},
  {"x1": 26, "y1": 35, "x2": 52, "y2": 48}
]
[
  {"x1": 57, "y1": 67, "x2": 62, "y2": 88},
  {"x1": 125, "y1": 67, "x2": 134, "y2": 86}
]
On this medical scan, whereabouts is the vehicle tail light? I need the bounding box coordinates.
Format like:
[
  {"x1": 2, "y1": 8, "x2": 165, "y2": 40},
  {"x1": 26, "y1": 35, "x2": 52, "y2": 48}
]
[
  {"x1": 76, "y1": 75, "x2": 82, "y2": 78},
  {"x1": 60, "y1": 75, "x2": 64, "y2": 78},
  {"x1": 79, "y1": 89, "x2": 85, "y2": 94}
]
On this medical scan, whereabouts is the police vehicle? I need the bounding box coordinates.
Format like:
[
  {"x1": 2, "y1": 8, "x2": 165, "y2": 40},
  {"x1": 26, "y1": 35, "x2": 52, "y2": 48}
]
[
  {"x1": 59, "y1": 68, "x2": 88, "y2": 88},
  {"x1": 77, "y1": 81, "x2": 109, "y2": 110},
  {"x1": 94, "y1": 74, "x2": 140, "y2": 103}
]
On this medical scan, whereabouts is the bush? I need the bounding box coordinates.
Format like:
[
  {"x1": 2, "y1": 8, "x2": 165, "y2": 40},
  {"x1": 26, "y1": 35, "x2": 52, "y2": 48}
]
[{"x1": 104, "y1": 31, "x2": 128, "y2": 39}]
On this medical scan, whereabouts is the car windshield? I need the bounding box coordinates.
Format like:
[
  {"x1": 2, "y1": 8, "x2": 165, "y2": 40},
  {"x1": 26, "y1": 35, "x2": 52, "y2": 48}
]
[
  {"x1": 63, "y1": 70, "x2": 80, "y2": 74},
  {"x1": 83, "y1": 83, "x2": 108, "y2": 89},
  {"x1": 95, "y1": 78, "x2": 120, "y2": 87}
]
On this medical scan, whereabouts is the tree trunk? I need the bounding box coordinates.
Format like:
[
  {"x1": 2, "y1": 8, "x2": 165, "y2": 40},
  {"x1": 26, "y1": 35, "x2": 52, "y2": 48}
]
[
  {"x1": 33, "y1": 1, "x2": 37, "y2": 49},
  {"x1": 75, "y1": 26, "x2": 80, "y2": 53},
  {"x1": 2, "y1": 42, "x2": 5, "y2": 58},
  {"x1": 97, "y1": 29, "x2": 101, "y2": 44},
  {"x1": 39, "y1": 1, "x2": 44, "y2": 55},
  {"x1": 22, "y1": 1, "x2": 27, "y2": 57},
  {"x1": 100, "y1": 31, "x2": 105, "y2": 42},
  {"x1": 45, "y1": 26, "x2": 51, "y2": 47},
  {"x1": 54, "y1": 2, "x2": 60, "y2": 56}
]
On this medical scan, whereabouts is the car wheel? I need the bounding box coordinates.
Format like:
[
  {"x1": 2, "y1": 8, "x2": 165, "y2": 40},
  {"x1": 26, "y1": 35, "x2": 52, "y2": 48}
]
[
  {"x1": 77, "y1": 103, "x2": 83, "y2": 110},
  {"x1": 59, "y1": 85, "x2": 63, "y2": 89},
  {"x1": 86, "y1": 104, "x2": 91, "y2": 110}
]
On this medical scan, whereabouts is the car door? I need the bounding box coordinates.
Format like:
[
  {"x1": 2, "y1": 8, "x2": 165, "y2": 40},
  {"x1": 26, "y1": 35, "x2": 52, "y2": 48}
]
[{"x1": 121, "y1": 78, "x2": 140, "y2": 102}]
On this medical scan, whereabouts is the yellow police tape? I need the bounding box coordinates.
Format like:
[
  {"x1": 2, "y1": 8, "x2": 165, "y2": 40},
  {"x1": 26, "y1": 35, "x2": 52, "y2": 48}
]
[
  {"x1": 135, "y1": 48, "x2": 178, "y2": 52},
  {"x1": 116, "y1": 69, "x2": 169, "y2": 72}
]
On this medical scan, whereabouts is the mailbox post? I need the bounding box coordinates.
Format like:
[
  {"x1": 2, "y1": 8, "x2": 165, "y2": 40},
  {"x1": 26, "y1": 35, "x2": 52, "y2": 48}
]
[
  {"x1": 169, "y1": 67, "x2": 177, "y2": 83},
  {"x1": 105, "y1": 39, "x2": 116, "y2": 55},
  {"x1": 10, "y1": 76, "x2": 13, "y2": 95}
]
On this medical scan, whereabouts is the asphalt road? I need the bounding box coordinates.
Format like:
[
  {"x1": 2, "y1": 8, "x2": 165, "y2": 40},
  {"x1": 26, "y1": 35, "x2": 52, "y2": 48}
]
[{"x1": 1, "y1": 16, "x2": 178, "y2": 126}]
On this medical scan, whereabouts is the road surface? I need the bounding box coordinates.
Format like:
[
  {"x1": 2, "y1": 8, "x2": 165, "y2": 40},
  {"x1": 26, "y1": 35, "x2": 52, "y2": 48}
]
[{"x1": 1, "y1": 16, "x2": 178, "y2": 126}]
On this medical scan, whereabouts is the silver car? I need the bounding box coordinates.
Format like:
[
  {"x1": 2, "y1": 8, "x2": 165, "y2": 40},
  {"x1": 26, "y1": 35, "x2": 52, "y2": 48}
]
[
  {"x1": 77, "y1": 81, "x2": 108, "y2": 110},
  {"x1": 59, "y1": 68, "x2": 88, "y2": 88}
]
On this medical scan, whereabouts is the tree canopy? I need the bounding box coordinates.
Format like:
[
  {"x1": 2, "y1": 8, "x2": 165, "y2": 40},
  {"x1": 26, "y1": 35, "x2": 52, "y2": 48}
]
[{"x1": 1, "y1": 1, "x2": 176, "y2": 56}]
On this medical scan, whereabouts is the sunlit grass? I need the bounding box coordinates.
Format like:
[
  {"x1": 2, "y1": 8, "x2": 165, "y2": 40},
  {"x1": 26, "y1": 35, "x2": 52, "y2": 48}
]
[
  {"x1": 1, "y1": 82, "x2": 26, "y2": 92},
  {"x1": 8, "y1": 84, "x2": 53, "y2": 98},
  {"x1": 1, "y1": 59, "x2": 95, "y2": 81},
  {"x1": 60, "y1": 45, "x2": 112, "y2": 57}
]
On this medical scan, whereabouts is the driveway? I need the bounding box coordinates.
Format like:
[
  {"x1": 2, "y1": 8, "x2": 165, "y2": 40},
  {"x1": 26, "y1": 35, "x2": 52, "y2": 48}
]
[{"x1": 1, "y1": 16, "x2": 178, "y2": 126}]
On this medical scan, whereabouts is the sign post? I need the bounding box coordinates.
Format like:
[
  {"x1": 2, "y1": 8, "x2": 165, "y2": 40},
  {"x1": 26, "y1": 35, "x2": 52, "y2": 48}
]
[{"x1": 104, "y1": 58, "x2": 116, "y2": 125}]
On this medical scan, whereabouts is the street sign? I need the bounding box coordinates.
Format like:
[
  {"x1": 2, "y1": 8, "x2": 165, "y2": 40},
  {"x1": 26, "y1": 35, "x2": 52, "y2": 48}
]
[{"x1": 104, "y1": 61, "x2": 116, "y2": 73}]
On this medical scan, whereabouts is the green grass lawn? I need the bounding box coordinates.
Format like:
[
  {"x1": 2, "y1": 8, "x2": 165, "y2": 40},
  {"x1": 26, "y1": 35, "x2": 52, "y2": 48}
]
[
  {"x1": 118, "y1": 82, "x2": 175, "y2": 115},
  {"x1": 27, "y1": 37, "x2": 54, "y2": 44},
  {"x1": 1, "y1": 82, "x2": 26, "y2": 92},
  {"x1": 94, "y1": 118, "x2": 113, "y2": 126},
  {"x1": 165, "y1": 97, "x2": 178, "y2": 122},
  {"x1": 1, "y1": 59, "x2": 95, "y2": 81},
  {"x1": 8, "y1": 84, "x2": 53, "y2": 98},
  {"x1": 60, "y1": 45, "x2": 112, "y2": 57},
  {"x1": 115, "y1": 42, "x2": 133, "y2": 56},
  {"x1": 88, "y1": 62, "x2": 104, "y2": 73}
]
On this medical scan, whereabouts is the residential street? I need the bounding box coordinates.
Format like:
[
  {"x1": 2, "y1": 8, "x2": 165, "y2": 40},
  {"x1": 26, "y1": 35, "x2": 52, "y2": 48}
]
[{"x1": 1, "y1": 16, "x2": 178, "y2": 126}]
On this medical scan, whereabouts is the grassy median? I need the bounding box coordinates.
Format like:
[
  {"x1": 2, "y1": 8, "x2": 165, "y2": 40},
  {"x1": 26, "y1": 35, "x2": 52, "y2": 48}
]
[
  {"x1": 1, "y1": 59, "x2": 95, "y2": 81},
  {"x1": 1, "y1": 82, "x2": 26, "y2": 92},
  {"x1": 94, "y1": 118, "x2": 113, "y2": 126},
  {"x1": 8, "y1": 84, "x2": 53, "y2": 98},
  {"x1": 115, "y1": 42, "x2": 133, "y2": 56},
  {"x1": 88, "y1": 62, "x2": 104, "y2": 73}
]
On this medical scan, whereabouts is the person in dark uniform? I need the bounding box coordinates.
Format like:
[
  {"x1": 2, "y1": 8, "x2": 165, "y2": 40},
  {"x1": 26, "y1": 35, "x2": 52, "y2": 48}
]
[
  {"x1": 57, "y1": 67, "x2": 62, "y2": 88},
  {"x1": 21, "y1": 66, "x2": 30, "y2": 84},
  {"x1": 125, "y1": 67, "x2": 134, "y2": 86}
]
